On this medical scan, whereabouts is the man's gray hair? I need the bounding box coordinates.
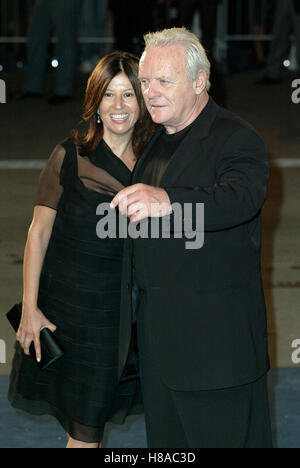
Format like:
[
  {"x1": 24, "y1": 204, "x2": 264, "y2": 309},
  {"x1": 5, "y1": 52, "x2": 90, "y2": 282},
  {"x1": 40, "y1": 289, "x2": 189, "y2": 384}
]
[{"x1": 143, "y1": 27, "x2": 211, "y2": 91}]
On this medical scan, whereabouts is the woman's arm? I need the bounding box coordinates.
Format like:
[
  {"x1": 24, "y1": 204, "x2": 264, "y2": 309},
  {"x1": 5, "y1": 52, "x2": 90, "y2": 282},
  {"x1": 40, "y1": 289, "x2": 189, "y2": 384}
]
[{"x1": 17, "y1": 206, "x2": 58, "y2": 362}]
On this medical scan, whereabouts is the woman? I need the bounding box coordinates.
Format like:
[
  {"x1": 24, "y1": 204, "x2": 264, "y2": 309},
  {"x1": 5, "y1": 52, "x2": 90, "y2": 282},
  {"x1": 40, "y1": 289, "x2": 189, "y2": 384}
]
[{"x1": 8, "y1": 51, "x2": 154, "y2": 448}]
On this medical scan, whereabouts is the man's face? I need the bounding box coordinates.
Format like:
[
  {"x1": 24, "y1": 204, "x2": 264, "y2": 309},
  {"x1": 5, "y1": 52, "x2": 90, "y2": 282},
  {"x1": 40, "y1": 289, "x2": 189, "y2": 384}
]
[{"x1": 139, "y1": 45, "x2": 203, "y2": 133}]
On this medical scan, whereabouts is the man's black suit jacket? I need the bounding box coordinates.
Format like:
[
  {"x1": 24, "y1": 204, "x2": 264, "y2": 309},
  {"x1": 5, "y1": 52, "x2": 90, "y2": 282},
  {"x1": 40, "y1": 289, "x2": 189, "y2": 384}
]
[{"x1": 118, "y1": 98, "x2": 270, "y2": 391}]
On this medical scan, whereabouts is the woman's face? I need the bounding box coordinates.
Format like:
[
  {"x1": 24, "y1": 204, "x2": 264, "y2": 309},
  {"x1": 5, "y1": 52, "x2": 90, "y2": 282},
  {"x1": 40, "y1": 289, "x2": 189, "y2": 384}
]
[{"x1": 99, "y1": 72, "x2": 140, "y2": 140}]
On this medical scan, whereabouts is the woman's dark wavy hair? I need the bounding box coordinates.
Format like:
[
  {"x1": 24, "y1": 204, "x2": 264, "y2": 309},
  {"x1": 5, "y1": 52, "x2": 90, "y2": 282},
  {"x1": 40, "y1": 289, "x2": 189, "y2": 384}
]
[{"x1": 71, "y1": 51, "x2": 154, "y2": 157}]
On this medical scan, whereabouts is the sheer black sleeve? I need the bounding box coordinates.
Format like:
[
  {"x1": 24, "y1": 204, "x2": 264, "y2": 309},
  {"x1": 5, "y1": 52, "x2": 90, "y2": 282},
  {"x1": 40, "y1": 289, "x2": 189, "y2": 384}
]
[{"x1": 35, "y1": 144, "x2": 66, "y2": 210}]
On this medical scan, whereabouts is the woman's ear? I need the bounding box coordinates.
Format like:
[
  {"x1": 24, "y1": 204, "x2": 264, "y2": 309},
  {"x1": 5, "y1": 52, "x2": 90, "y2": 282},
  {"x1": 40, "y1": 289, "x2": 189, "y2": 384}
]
[{"x1": 193, "y1": 71, "x2": 207, "y2": 95}]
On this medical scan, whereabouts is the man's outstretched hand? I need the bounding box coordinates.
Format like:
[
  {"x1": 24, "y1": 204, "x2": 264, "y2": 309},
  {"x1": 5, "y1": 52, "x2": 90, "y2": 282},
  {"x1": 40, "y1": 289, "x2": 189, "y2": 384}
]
[{"x1": 110, "y1": 183, "x2": 172, "y2": 223}]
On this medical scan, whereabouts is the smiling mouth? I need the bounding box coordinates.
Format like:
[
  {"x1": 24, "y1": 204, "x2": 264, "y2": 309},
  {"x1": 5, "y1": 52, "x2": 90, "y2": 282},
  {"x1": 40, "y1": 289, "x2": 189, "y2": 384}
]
[{"x1": 111, "y1": 114, "x2": 129, "y2": 121}]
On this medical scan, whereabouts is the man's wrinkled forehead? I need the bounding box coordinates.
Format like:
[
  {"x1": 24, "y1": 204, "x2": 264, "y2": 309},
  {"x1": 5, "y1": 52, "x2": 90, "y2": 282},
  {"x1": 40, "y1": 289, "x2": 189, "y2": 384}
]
[{"x1": 139, "y1": 45, "x2": 187, "y2": 78}]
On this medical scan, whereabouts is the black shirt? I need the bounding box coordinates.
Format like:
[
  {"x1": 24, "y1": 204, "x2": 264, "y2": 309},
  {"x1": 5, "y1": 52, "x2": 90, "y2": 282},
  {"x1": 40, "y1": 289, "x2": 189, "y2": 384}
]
[
  {"x1": 133, "y1": 117, "x2": 200, "y2": 282},
  {"x1": 140, "y1": 119, "x2": 198, "y2": 187}
]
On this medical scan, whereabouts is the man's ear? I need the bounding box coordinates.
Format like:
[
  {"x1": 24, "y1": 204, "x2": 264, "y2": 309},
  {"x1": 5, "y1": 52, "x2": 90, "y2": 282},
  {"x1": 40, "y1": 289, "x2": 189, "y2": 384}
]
[{"x1": 193, "y1": 71, "x2": 207, "y2": 95}]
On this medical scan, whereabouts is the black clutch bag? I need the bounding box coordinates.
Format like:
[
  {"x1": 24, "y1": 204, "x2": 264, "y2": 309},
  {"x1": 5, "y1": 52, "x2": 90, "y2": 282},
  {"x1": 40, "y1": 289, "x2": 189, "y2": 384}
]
[{"x1": 6, "y1": 303, "x2": 64, "y2": 370}]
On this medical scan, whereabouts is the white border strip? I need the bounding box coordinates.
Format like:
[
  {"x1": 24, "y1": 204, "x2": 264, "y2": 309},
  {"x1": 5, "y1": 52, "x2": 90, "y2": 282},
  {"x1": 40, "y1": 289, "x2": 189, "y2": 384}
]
[
  {"x1": 271, "y1": 158, "x2": 300, "y2": 168},
  {"x1": 0, "y1": 160, "x2": 46, "y2": 169},
  {"x1": 0, "y1": 158, "x2": 300, "y2": 170}
]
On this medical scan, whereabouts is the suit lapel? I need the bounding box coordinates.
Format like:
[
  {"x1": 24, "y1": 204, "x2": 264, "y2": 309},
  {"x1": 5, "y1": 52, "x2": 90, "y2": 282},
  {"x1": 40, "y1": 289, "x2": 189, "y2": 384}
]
[
  {"x1": 160, "y1": 98, "x2": 220, "y2": 186},
  {"x1": 132, "y1": 98, "x2": 220, "y2": 186},
  {"x1": 132, "y1": 126, "x2": 164, "y2": 183}
]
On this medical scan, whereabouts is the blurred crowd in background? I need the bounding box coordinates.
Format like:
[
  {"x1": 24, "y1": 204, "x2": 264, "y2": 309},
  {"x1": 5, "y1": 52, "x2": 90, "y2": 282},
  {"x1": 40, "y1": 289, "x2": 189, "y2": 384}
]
[
  {"x1": 0, "y1": 0, "x2": 280, "y2": 71},
  {"x1": 0, "y1": 0, "x2": 299, "y2": 102}
]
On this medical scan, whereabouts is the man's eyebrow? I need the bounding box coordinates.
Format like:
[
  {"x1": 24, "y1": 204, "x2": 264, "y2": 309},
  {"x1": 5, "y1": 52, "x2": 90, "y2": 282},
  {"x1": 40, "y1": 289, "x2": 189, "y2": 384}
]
[{"x1": 138, "y1": 75, "x2": 173, "y2": 81}]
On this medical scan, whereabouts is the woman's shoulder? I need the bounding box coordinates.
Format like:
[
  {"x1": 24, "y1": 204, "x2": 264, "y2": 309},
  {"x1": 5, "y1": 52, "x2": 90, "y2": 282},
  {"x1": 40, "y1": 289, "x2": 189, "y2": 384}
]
[
  {"x1": 55, "y1": 138, "x2": 78, "y2": 168},
  {"x1": 58, "y1": 137, "x2": 77, "y2": 155},
  {"x1": 47, "y1": 138, "x2": 78, "y2": 184}
]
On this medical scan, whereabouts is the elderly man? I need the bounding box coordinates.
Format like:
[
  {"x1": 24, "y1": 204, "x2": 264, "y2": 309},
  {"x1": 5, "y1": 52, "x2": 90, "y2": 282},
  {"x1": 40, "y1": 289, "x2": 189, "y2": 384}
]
[{"x1": 111, "y1": 28, "x2": 272, "y2": 448}]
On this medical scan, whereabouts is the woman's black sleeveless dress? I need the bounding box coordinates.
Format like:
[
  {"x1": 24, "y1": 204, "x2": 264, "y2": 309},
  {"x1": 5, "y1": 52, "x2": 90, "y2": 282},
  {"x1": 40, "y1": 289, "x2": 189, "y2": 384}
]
[{"x1": 8, "y1": 140, "x2": 141, "y2": 443}]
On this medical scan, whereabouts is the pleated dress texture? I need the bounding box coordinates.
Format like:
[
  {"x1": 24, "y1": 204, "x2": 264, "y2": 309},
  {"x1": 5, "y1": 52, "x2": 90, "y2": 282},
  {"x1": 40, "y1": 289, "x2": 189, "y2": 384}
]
[{"x1": 8, "y1": 140, "x2": 142, "y2": 443}]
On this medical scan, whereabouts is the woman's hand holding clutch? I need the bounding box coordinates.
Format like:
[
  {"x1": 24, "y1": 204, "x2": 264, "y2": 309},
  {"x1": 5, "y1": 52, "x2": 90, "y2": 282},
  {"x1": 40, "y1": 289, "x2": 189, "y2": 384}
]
[{"x1": 16, "y1": 305, "x2": 57, "y2": 363}]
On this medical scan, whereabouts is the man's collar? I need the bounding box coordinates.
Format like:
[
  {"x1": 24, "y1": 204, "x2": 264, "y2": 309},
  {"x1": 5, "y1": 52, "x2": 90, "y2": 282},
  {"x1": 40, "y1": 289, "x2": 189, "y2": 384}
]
[{"x1": 157, "y1": 96, "x2": 219, "y2": 140}]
